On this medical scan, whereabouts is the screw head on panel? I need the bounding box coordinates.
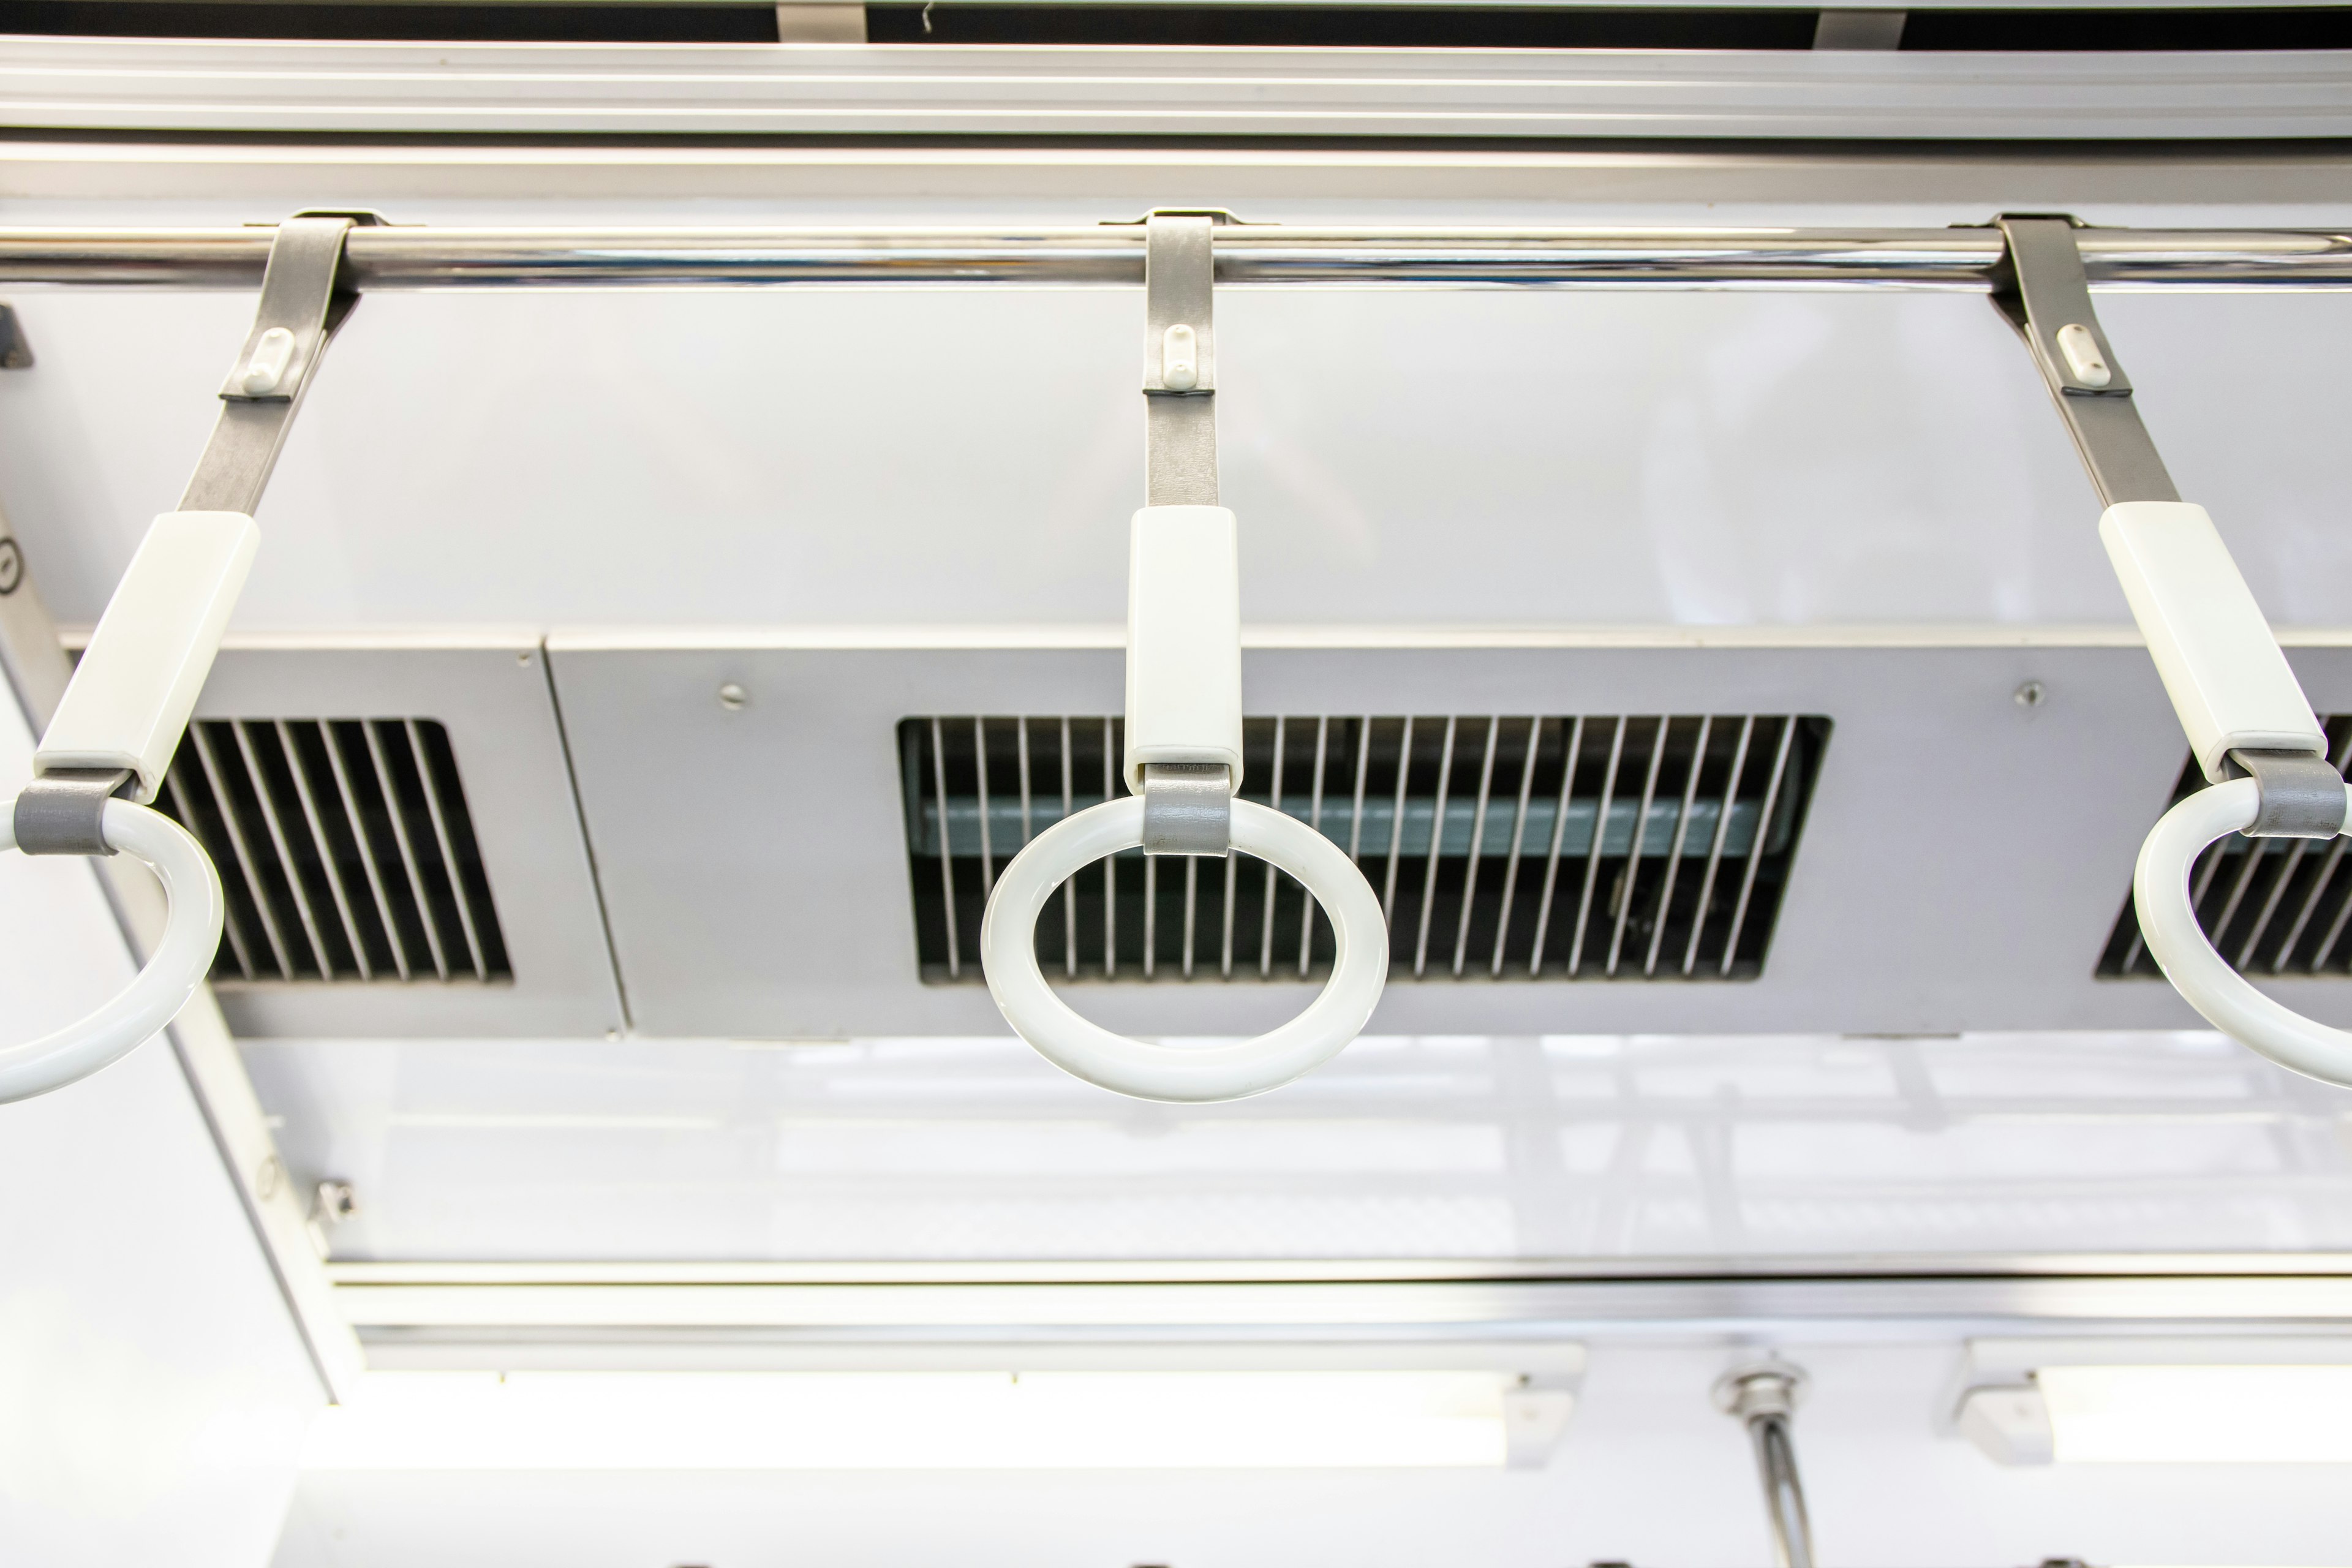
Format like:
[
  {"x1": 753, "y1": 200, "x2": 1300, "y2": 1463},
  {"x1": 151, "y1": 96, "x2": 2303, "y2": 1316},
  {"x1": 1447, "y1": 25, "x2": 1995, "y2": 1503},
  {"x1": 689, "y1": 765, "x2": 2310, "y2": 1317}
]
[
  {"x1": 2015, "y1": 680, "x2": 2047, "y2": 709},
  {"x1": 717, "y1": 682, "x2": 750, "y2": 711},
  {"x1": 313, "y1": 1179, "x2": 360, "y2": 1226}
]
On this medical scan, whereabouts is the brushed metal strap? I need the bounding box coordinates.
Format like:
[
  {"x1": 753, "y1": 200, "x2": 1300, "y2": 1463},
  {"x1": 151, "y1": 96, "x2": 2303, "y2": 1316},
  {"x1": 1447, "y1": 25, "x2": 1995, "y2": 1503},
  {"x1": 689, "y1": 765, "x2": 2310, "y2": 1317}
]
[
  {"x1": 1997, "y1": 217, "x2": 2339, "y2": 840},
  {"x1": 1991, "y1": 215, "x2": 2179, "y2": 508},
  {"x1": 1143, "y1": 213, "x2": 1218, "y2": 508},
  {"x1": 182, "y1": 212, "x2": 371, "y2": 515}
]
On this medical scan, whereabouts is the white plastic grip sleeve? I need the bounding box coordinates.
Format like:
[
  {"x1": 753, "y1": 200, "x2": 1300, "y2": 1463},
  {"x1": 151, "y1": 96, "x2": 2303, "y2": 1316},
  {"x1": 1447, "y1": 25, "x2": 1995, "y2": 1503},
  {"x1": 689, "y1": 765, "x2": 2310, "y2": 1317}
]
[
  {"x1": 34, "y1": 510, "x2": 259, "y2": 802},
  {"x1": 2099, "y1": 501, "x2": 2326, "y2": 781},
  {"x1": 1123, "y1": 504, "x2": 1243, "y2": 796}
]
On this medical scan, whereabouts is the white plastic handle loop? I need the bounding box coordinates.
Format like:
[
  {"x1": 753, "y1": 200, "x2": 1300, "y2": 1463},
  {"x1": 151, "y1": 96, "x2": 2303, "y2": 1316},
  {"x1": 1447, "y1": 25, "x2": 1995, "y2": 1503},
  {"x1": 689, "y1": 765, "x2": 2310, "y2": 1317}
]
[
  {"x1": 0, "y1": 796, "x2": 223, "y2": 1102},
  {"x1": 2135, "y1": 775, "x2": 2352, "y2": 1089},
  {"x1": 981, "y1": 797, "x2": 1387, "y2": 1103}
]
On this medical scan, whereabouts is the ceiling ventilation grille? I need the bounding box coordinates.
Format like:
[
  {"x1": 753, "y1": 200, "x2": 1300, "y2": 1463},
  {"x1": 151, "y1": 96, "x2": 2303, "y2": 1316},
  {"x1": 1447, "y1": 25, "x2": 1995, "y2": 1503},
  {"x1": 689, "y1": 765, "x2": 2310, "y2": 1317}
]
[
  {"x1": 899, "y1": 714, "x2": 1829, "y2": 985},
  {"x1": 2101, "y1": 718, "x2": 2352, "y2": 981},
  {"x1": 153, "y1": 718, "x2": 511, "y2": 985}
]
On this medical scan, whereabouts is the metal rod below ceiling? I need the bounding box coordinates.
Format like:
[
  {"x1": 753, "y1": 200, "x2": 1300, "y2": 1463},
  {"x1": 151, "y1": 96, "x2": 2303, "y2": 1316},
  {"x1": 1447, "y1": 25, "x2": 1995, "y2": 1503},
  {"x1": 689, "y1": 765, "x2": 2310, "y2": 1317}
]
[{"x1": 0, "y1": 223, "x2": 2345, "y2": 290}]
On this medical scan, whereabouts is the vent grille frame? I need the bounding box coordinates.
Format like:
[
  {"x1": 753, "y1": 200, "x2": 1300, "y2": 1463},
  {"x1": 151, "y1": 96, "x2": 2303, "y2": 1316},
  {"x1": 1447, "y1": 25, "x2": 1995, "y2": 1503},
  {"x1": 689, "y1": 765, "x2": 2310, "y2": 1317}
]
[
  {"x1": 155, "y1": 718, "x2": 512, "y2": 986},
  {"x1": 900, "y1": 712, "x2": 1829, "y2": 985},
  {"x1": 2100, "y1": 717, "x2": 2352, "y2": 981}
]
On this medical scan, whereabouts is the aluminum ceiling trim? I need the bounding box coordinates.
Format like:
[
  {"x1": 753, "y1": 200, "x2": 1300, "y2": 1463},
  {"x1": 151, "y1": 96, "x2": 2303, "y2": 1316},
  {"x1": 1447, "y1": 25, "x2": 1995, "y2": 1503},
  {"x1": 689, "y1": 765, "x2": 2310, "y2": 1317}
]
[
  {"x1": 355, "y1": 1337, "x2": 1599, "y2": 1373},
  {"x1": 132, "y1": 0, "x2": 2352, "y2": 9},
  {"x1": 329, "y1": 1275, "x2": 2352, "y2": 1338},
  {"x1": 327, "y1": 1253, "x2": 2352, "y2": 1285},
  {"x1": 859, "y1": 0, "x2": 2352, "y2": 7},
  {"x1": 1, "y1": 37, "x2": 2350, "y2": 140},
  {"x1": 551, "y1": 624, "x2": 2352, "y2": 652},
  {"x1": 7, "y1": 141, "x2": 2352, "y2": 210}
]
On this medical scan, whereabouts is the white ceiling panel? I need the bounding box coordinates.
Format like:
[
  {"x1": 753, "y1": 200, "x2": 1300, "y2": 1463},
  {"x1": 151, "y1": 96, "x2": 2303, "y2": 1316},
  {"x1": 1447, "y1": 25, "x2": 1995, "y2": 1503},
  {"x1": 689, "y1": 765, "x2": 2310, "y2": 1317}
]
[
  {"x1": 4, "y1": 283, "x2": 2351, "y2": 633},
  {"x1": 237, "y1": 1030, "x2": 2352, "y2": 1264},
  {"x1": 545, "y1": 631, "x2": 2352, "y2": 1041},
  {"x1": 189, "y1": 638, "x2": 627, "y2": 1038}
]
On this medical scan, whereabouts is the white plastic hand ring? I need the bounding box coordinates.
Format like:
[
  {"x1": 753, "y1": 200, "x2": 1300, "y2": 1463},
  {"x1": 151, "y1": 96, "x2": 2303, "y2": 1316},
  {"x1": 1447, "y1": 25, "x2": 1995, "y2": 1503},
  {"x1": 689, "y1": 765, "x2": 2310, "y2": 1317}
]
[
  {"x1": 0, "y1": 796, "x2": 224, "y2": 1102},
  {"x1": 981, "y1": 797, "x2": 1387, "y2": 1102},
  {"x1": 2135, "y1": 775, "x2": 2352, "y2": 1089}
]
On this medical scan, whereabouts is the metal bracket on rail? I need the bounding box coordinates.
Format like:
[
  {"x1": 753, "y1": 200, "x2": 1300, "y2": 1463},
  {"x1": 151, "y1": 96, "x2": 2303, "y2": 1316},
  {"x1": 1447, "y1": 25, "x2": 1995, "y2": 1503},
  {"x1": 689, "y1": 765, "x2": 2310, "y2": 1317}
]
[
  {"x1": 188, "y1": 210, "x2": 374, "y2": 514},
  {"x1": 12, "y1": 767, "x2": 132, "y2": 856},
  {"x1": 1990, "y1": 214, "x2": 2177, "y2": 511},
  {"x1": 1992, "y1": 214, "x2": 2346, "y2": 839},
  {"x1": 14, "y1": 211, "x2": 368, "y2": 857},
  {"x1": 2225, "y1": 746, "x2": 2349, "y2": 835},
  {"x1": 1141, "y1": 209, "x2": 1219, "y2": 508},
  {"x1": 1136, "y1": 210, "x2": 1236, "y2": 858}
]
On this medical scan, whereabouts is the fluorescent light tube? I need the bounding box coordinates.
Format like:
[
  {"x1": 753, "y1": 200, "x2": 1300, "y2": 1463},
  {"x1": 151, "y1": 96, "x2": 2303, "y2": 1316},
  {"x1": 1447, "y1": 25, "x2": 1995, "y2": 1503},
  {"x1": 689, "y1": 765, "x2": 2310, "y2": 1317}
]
[
  {"x1": 2038, "y1": 1365, "x2": 2352, "y2": 1464},
  {"x1": 303, "y1": 1370, "x2": 1526, "y2": 1471}
]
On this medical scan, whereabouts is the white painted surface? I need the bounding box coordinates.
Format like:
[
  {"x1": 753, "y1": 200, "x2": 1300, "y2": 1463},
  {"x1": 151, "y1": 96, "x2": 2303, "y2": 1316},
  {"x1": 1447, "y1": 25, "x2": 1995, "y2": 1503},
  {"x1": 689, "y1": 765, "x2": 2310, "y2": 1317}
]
[
  {"x1": 0, "y1": 693, "x2": 322, "y2": 1566},
  {"x1": 298, "y1": 1369, "x2": 1527, "y2": 1469},
  {"x1": 0, "y1": 284, "x2": 2248, "y2": 629},
  {"x1": 2041, "y1": 1363, "x2": 2352, "y2": 1463},
  {"x1": 0, "y1": 198, "x2": 2348, "y2": 643},
  {"x1": 266, "y1": 1342, "x2": 2352, "y2": 1568},
  {"x1": 239, "y1": 1031, "x2": 2352, "y2": 1262}
]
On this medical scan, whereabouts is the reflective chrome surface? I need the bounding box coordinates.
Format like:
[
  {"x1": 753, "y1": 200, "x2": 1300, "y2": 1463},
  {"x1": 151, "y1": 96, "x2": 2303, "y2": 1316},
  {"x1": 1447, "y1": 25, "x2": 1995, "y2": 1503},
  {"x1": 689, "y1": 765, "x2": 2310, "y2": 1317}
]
[{"x1": 1, "y1": 225, "x2": 2350, "y2": 290}]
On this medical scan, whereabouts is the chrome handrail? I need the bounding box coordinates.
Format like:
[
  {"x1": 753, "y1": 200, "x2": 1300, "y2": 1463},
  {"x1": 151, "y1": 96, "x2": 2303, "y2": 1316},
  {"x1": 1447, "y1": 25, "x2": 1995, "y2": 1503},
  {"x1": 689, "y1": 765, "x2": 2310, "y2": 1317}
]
[{"x1": 0, "y1": 222, "x2": 2345, "y2": 289}]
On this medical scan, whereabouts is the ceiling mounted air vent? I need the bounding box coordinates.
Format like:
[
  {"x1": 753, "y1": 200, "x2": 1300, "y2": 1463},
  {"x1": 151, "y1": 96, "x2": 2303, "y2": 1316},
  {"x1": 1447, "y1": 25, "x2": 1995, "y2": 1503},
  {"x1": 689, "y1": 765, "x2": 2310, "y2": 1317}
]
[
  {"x1": 2100, "y1": 720, "x2": 2352, "y2": 981},
  {"x1": 899, "y1": 713, "x2": 1828, "y2": 986},
  {"x1": 154, "y1": 718, "x2": 511, "y2": 985}
]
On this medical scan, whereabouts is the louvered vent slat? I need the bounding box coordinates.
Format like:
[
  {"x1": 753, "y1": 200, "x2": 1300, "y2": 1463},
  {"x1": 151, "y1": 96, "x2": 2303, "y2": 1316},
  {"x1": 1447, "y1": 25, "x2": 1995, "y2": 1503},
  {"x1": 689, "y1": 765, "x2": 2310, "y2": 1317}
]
[
  {"x1": 899, "y1": 714, "x2": 1830, "y2": 984},
  {"x1": 155, "y1": 718, "x2": 511, "y2": 985},
  {"x1": 2101, "y1": 715, "x2": 2352, "y2": 980}
]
